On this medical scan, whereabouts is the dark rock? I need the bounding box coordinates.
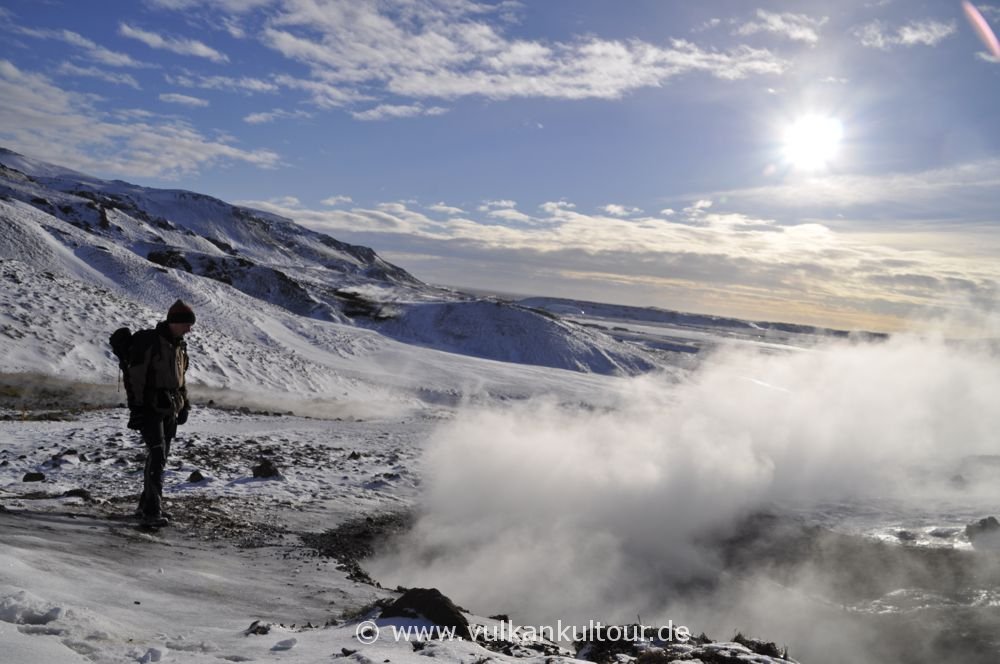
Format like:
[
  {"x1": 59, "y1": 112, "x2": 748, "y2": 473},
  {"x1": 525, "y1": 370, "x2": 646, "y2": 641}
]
[
  {"x1": 188, "y1": 469, "x2": 206, "y2": 483},
  {"x1": 733, "y1": 632, "x2": 785, "y2": 658},
  {"x1": 575, "y1": 625, "x2": 643, "y2": 662},
  {"x1": 929, "y1": 528, "x2": 959, "y2": 539},
  {"x1": 380, "y1": 588, "x2": 472, "y2": 641},
  {"x1": 252, "y1": 459, "x2": 281, "y2": 479},
  {"x1": 348, "y1": 451, "x2": 361, "y2": 461},
  {"x1": 62, "y1": 488, "x2": 92, "y2": 500},
  {"x1": 0, "y1": 460, "x2": 8, "y2": 467},
  {"x1": 22, "y1": 472, "x2": 45, "y2": 482},
  {"x1": 966, "y1": 516, "x2": 1000, "y2": 548},
  {"x1": 896, "y1": 530, "x2": 918, "y2": 542},
  {"x1": 245, "y1": 620, "x2": 271, "y2": 635}
]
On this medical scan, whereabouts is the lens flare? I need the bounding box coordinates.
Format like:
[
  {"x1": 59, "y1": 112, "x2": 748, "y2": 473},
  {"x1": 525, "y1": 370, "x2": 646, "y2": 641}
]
[{"x1": 963, "y1": 0, "x2": 1000, "y2": 59}]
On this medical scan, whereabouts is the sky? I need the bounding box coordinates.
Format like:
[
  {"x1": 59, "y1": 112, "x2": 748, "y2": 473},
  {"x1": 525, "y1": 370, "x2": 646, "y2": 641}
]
[{"x1": 1, "y1": 0, "x2": 999, "y2": 332}]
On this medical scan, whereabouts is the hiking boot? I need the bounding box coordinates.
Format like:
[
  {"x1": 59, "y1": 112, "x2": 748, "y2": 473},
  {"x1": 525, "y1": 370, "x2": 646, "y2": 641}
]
[
  {"x1": 135, "y1": 508, "x2": 172, "y2": 519},
  {"x1": 139, "y1": 513, "x2": 170, "y2": 528}
]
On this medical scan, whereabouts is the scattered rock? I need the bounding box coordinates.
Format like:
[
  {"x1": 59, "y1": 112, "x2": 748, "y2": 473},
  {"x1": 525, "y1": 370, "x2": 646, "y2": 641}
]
[
  {"x1": 733, "y1": 632, "x2": 785, "y2": 659},
  {"x1": 188, "y1": 469, "x2": 206, "y2": 483},
  {"x1": 138, "y1": 647, "x2": 162, "y2": 663},
  {"x1": 252, "y1": 459, "x2": 281, "y2": 479},
  {"x1": 929, "y1": 528, "x2": 959, "y2": 539},
  {"x1": 380, "y1": 588, "x2": 473, "y2": 641},
  {"x1": 22, "y1": 472, "x2": 45, "y2": 482},
  {"x1": 245, "y1": 620, "x2": 271, "y2": 636},
  {"x1": 62, "y1": 488, "x2": 92, "y2": 501}
]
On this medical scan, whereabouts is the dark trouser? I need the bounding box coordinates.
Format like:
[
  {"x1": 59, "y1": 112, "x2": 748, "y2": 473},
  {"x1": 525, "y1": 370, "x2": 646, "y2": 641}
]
[{"x1": 138, "y1": 414, "x2": 177, "y2": 518}]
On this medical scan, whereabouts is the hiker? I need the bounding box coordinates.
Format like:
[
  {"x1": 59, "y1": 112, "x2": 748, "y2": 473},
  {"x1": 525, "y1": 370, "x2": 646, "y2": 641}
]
[{"x1": 126, "y1": 299, "x2": 194, "y2": 527}]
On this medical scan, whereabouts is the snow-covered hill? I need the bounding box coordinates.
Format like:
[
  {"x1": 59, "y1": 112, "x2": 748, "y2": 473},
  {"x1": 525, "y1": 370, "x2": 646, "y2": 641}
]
[{"x1": 0, "y1": 147, "x2": 660, "y2": 392}]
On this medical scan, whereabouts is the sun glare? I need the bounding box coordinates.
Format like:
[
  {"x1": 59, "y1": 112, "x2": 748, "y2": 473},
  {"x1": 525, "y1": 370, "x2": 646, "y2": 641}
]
[{"x1": 783, "y1": 115, "x2": 843, "y2": 171}]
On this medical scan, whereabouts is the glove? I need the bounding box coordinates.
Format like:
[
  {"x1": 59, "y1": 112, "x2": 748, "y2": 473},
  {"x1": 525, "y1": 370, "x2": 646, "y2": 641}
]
[
  {"x1": 176, "y1": 407, "x2": 189, "y2": 426},
  {"x1": 127, "y1": 408, "x2": 145, "y2": 431}
]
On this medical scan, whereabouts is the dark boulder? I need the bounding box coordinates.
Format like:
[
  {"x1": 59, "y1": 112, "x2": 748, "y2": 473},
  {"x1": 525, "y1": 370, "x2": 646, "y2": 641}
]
[
  {"x1": 252, "y1": 459, "x2": 281, "y2": 479},
  {"x1": 966, "y1": 516, "x2": 1000, "y2": 549},
  {"x1": 22, "y1": 472, "x2": 45, "y2": 482},
  {"x1": 380, "y1": 588, "x2": 472, "y2": 641}
]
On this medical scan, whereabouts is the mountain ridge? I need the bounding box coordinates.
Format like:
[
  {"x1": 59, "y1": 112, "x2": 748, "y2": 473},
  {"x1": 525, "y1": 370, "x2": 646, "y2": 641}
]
[{"x1": 0, "y1": 147, "x2": 660, "y2": 389}]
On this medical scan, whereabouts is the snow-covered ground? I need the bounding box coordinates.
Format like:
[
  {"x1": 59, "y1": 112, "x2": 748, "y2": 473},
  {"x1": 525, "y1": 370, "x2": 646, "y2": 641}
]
[{"x1": 0, "y1": 404, "x2": 801, "y2": 664}]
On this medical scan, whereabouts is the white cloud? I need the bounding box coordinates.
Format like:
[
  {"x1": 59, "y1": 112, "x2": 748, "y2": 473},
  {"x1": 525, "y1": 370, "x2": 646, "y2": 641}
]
[
  {"x1": 479, "y1": 199, "x2": 518, "y2": 211},
  {"x1": 683, "y1": 199, "x2": 713, "y2": 216},
  {"x1": 602, "y1": 204, "x2": 643, "y2": 217},
  {"x1": 660, "y1": 208, "x2": 676, "y2": 216},
  {"x1": 243, "y1": 108, "x2": 313, "y2": 124},
  {"x1": 146, "y1": 0, "x2": 274, "y2": 11},
  {"x1": 350, "y1": 103, "x2": 449, "y2": 121},
  {"x1": 539, "y1": 200, "x2": 575, "y2": 214},
  {"x1": 56, "y1": 62, "x2": 141, "y2": 89},
  {"x1": 321, "y1": 195, "x2": 353, "y2": 206},
  {"x1": 159, "y1": 92, "x2": 209, "y2": 107},
  {"x1": 12, "y1": 25, "x2": 150, "y2": 68},
  {"x1": 251, "y1": 1, "x2": 786, "y2": 103},
  {"x1": 236, "y1": 195, "x2": 1000, "y2": 329},
  {"x1": 735, "y1": 10, "x2": 828, "y2": 44},
  {"x1": 273, "y1": 74, "x2": 365, "y2": 107},
  {"x1": 692, "y1": 18, "x2": 722, "y2": 33},
  {"x1": 167, "y1": 72, "x2": 280, "y2": 94},
  {"x1": 0, "y1": 60, "x2": 279, "y2": 179},
  {"x1": 119, "y1": 23, "x2": 229, "y2": 63},
  {"x1": 428, "y1": 202, "x2": 465, "y2": 215},
  {"x1": 485, "y1": 207, "x2": 534, "y2": 223},
  {"x1": 719, "y1": 161, "x2": 1000, "y2": 213},
  {"x1": 897, "y1": 19, "x2": 959, "y2": 46},
  {"x1": 854, "y1": 19, "x2": 957, "y2": 50},
  {"x1": 978, "y1": 5, "x2": 1000, "y2": 21}
]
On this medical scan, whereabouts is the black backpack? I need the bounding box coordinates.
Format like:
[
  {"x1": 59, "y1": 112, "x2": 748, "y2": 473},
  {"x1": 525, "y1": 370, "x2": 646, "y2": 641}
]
[
  {"x1": 110, "y1": 327, "x2": 136, "y2": 407},
  {"x1": 109, "y1": 327, "x2": 158, "y2": 408}
]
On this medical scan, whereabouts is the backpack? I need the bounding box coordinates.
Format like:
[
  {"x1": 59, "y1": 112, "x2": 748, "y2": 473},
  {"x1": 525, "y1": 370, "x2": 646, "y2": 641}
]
[{"x1": 109, "y1": 326, "x2": 158, "y2": 408}]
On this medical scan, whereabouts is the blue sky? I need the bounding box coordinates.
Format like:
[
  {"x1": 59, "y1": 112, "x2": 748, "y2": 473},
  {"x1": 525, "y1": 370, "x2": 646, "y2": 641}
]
[{"x1": 2, "y1": 0, "x2": 999, "y2": 331}]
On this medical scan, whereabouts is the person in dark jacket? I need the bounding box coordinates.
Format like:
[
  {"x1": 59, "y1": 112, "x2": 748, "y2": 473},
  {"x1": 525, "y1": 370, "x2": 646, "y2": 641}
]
[{"x1": 127, "y1": 299, "x2": 194, "y2": 527}]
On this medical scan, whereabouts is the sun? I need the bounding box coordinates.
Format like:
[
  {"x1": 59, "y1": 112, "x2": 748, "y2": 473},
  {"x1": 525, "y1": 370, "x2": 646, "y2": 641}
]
[{"x1": 782, "y1": 115, "x2": 843, "y2": 171}]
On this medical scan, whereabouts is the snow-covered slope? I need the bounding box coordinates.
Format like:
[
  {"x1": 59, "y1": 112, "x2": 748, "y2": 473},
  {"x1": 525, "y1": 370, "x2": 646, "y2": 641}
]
[{"x1": 0, "y1": 147, "x2": 660, "y2": 383}]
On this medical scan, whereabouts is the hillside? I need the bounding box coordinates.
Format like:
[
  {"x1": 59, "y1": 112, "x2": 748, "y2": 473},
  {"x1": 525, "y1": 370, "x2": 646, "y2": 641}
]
[{"x1": 0, "y1": 148, "x2": 660, "y2": 391}]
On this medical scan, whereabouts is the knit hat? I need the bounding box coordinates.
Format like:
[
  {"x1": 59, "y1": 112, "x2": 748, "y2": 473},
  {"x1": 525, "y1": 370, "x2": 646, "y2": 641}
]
[{"x1": 166, "y1": 299, "x2": 196, "y2": 324}]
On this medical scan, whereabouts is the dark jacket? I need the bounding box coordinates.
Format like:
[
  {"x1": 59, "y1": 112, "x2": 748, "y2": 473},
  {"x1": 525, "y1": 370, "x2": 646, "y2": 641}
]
[{"x1": 127, "y1": 321, "x2": 189, "y2": 417}]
